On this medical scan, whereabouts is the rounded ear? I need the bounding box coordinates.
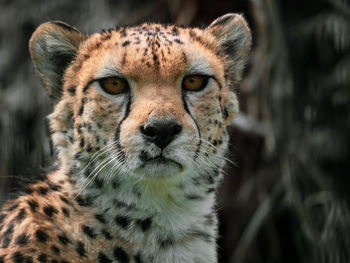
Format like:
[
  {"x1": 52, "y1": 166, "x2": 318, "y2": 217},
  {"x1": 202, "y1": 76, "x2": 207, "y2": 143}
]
[
  {"x1": 29, "y1": 21, "x2": 86, "y2": 101},
  {"x1": 207, "y1": 13, "x2": 252, "y2": 85},
  {"x1": 207, "y1": 14, "x2": 252, "y2": 126}
]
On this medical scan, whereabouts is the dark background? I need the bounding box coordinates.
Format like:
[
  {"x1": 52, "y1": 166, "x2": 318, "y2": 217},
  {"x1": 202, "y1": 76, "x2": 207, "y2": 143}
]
[{"x1": 0, "y1": 0, "x2": 349, "y2": 262}]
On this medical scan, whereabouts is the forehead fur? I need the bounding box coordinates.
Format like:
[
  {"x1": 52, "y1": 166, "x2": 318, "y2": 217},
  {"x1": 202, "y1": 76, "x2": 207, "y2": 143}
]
[{"x1": 65, "y1": 24, "x2": 224, "y2": 86}]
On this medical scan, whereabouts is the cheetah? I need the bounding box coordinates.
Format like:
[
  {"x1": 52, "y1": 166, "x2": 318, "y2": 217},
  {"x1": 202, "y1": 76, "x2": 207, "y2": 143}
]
[{"x1": 0, "y1": 13, "x2": 251, "y2": 262}]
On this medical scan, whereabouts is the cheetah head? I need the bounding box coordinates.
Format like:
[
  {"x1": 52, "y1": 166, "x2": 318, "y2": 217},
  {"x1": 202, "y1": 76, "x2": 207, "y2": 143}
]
[{"x1": 29, "y1": 14, "x2": 251, "y2": 186}]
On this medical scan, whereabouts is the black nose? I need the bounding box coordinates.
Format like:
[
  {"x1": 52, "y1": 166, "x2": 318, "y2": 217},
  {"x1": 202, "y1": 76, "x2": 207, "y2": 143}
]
[{"x1": 140, "y1": 119, "x2": 182, "y2": 149}]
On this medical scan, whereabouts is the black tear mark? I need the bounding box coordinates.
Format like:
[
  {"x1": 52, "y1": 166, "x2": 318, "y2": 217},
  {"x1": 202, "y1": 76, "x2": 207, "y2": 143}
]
[
  {"x1": 181, "y1": 90, "x2": 201, "y2": 159},
  {"x1": 114, "y1": 91, "x2": 132, "y2": 162}
]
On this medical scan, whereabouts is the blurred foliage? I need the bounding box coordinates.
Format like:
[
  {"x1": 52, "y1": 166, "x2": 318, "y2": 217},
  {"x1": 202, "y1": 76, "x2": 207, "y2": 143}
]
[{"x1": 0, "y1": 0, "x2": 349, "y2": 262}]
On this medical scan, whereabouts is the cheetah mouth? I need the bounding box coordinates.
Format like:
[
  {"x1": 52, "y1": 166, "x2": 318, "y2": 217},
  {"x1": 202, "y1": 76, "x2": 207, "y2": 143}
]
[
  {"x1": 142, "y1": 156, "x2": 183, "y2": 168},
  {"x1": 138, "y1": 153, "x2": 184, "y2": 173}
]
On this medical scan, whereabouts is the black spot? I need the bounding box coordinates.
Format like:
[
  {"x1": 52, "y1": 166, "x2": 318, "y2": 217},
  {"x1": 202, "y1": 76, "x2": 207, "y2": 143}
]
[
  {"x1": 113, "y1": 247, "x2": 129, "y2": 263},
  {"x1": 77, "y1": 124, "x2": 83, "y2": 134},
  {"x1": 1, "y1": 224, "x2": 14, "y2": 248},
  {"x1": 174, "y1": 39, "x2": 183, "y2": 44},
  {"x1": 122, "y1": 41, "x2": 130, "y2": 47},
  {"x1": 61, "y1": 261, "x2": 69, "y2": 263},
  {"x1": 87, "y1": 144, "x2": 93, "y2": 152},
  {"x1": 172, "y1": 27, "x2": 179, "y2": 36},
  {"x1": 0, "y1": 256, "x2": 3, "y2": 263},
  {"x1": 36, "y1": 229, "x2": 49, "y2": 243},
  {"x1": 15, "y1": 208, "x2": 26, "y2": 222},
  {"x1": 51, "y1": 245, "x2": 61, "y2": 255},
  {"x1": 189, "y1": 229, "x2": 212, "y2": 242},
  {"x1": 15, "y1": 233, "x2": 29, "y2": 245},
  {"x1": 213, "y1": 140, "x2": 218, "y2": 146},
  {"x1": 137, "y1": 217, "x2": 152, "y2": 232},
  {"x1": 86, "y1": 123, "x2": 92, "y2": 131},
  {"x1": 7, "y1": 203, "x2": 18, "y2": 211},
  {"x1": 0, "y1": 213, "x2": 6, "y2": 223},
  {"x1": 207, "y1": 188, "x2": 216, "y2": 193},
  {"x1": 43, "y1": 205, "x2": 58, "y2": 217},
  {"x1": 38, "y1": 187, "x2": 49, "y2": 195},
  {"x1": 82, "y1": 225, "x2": 97, "y2": 238},
  {"x1": 98, "y1": 252, "x2": 112, "y2": 263},
  {"x1": 78, "y1": 104, "x2": 84, "y2": 116},
  {"x1": 102, "y1": 229, "x2": 112, "y2": 240},
  {"x1": 94, "y1": 178, "x2": 103, "y2": 188},
  {"x1": 95, "y1": 214, "x2": 106, "y2": 223},
  {"x1": 153, "y1": 54, "x2": 158, "y2": 62},
  {"x1": 67, "y1": 86, "x2": 76, "y2": 95},
  {"x1": 59, "y1": 196, "x2": 71, "y2": 205},
  {"x1": 112, "y1": 181, "x2": 120, "y2": 189},
  {"x1": 120, "y1": 28, "x2": 127, "y2": 37},
  {"x1": 134, "y1": 253, "x2": 143, "y2": 263},
  {"x1": 76, "y1": 196, "x2": 92, "y2": 207},
  {"x1": 46, "y1": 181, "x2": 61, "y2": 191},
  {"x1": 58, "y1": 233, "x2": 70, "y2": 245},
  {"x1": 12, "y1": 252, "x2": 24, "y2": 263},
  {"x1": 51, "y1": 260, "x2": 58, "y2": 263},
  {"x1": 38, "y1": 254, "x2": 47, "y2": 263},
  {"x1": 115, "y1": 215, "x2": 130, "y2": 229},
  {"x1": 159, "y1": 237, "x2": 174, "y2": 248},
  {"x1": 75, "y1": 241, "x2": 86, "y2": 257},
  {"x1": 79, "y1": 138, "x2": 85, "y2": 148},
  {"x1": 185, "y1": 194, "x2": 203, "y2": 200},
  {"x1": 62, "y1": 207, "x2": 70, "y2": 217}
]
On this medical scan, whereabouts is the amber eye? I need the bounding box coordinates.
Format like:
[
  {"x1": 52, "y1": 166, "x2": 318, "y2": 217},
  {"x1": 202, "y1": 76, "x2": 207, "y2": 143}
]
[
  {"x1": 183, "y1": 75, "x2": 208, "y2": 91},
  {"x1": 99, "y1": 76, "x2": 128, "y2": 95}
]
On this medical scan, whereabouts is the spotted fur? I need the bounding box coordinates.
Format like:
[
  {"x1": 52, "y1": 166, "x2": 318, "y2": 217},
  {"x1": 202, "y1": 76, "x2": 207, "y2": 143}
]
[{"x1": 0, "y1": 14, "x2": 251, "y2": 262}]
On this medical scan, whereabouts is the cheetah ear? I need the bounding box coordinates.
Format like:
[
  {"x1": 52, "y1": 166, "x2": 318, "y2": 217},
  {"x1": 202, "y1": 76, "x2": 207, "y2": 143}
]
[
  {"x1": 29, "y1": 21, "x2": 86, "y2": 100},
  {"x1": 208, "y1": 13, "x2": 252, "y2": 85}
]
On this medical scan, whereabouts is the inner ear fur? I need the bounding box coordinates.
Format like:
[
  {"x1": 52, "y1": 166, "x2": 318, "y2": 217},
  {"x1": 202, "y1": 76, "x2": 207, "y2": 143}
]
[
  {"x1": 29, "y1": 21, "x2": 86, "y2": 101},
  {"x1": 208, "y1": 13, "x2": 252, "y2": 85}
]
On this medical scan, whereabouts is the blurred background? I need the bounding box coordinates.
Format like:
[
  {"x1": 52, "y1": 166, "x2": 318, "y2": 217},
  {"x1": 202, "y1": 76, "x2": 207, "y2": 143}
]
[{"x1": 0, "y1": 0, "x2": 349, "y2": 262}]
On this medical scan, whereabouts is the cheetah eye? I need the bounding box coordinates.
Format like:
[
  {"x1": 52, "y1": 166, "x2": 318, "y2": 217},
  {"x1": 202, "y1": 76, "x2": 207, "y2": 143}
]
[
  {"x1": 182, "y1": 75, "x2": 209, "y2": 92},
  {"x1": 99, "y1": 76, "x2": 128, "y2": 95}
]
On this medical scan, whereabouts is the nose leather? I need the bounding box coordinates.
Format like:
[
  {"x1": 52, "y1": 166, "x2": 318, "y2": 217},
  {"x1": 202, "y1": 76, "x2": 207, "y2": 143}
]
[{"x1": 140, "y1": 119, "x2": 182, "y2": 149}]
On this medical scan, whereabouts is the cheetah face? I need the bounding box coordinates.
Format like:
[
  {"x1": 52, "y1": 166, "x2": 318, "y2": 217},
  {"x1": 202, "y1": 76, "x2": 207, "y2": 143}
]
[{"x1": 30, "y1": 14, "x2": 251, "y2": 182}]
